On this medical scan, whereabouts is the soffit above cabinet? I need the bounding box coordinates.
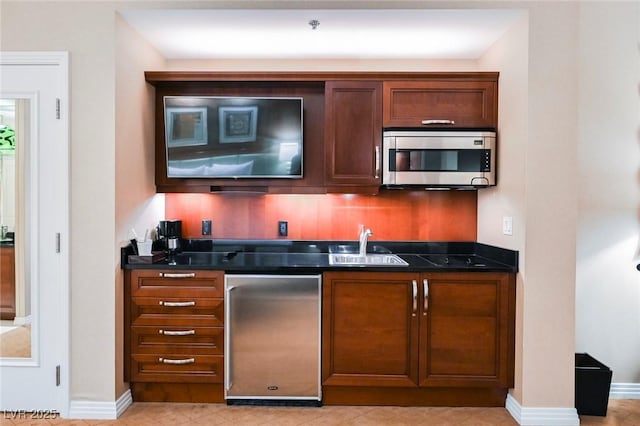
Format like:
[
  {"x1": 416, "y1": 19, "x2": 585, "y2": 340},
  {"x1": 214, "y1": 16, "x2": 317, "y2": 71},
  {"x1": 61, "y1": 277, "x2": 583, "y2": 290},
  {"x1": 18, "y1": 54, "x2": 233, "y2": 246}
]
[{"x1": 120, "y1": 9, "x2": 524, "y2": 60}]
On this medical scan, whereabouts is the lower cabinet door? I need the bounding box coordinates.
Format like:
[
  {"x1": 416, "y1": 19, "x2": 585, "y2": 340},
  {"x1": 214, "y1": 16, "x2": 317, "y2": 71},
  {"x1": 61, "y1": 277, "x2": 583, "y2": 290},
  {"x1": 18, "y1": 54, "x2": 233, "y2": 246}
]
[
  {"x1": 322, "y1": 272, "x2": 419, "y2": 387},
  {"x1": 130, "y1": 354, "x2": 224, "y2": 383},
  {"x1": 418, "y1": 272, "x2": 514, "y2": 388}
]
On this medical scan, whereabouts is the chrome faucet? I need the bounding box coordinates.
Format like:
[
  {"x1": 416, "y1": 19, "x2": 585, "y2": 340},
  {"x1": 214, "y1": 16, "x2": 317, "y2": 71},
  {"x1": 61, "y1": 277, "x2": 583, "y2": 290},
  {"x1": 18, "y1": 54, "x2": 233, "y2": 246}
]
[{"x1": 359, "y1": 225, "x2": 373, "y2": 257}]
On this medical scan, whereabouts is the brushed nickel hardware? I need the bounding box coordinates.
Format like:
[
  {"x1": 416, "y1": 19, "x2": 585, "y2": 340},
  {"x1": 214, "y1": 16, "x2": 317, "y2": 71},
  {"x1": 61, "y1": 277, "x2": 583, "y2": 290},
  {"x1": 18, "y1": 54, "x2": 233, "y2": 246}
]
[
  {"x1": 374, "y1": 146, "x2": 381, "y2": 178},
  {"x1": 159, "y1": 301, "x2": 196, "y2": 307},
  {"x1": 55, "y1": 233, "x2": 61, "y2": 253},
  {"x1": 412, "y1": 280, "x2": 418, "y2": 316},
  {"x1": 421, "y1": 119, "x2": 455, "y2": 125},
  {"x1": 159, "y1": 329, "x2": 195, "y2": 336},
  {"x1": 159, "y1": 357, "x2": 195, "y2": 365},
  {"x1": 423, "y1": 279, "x2": 429, "y2": 314},
  {"x1": 159, "y1": 272, "x2": 196, "y2": 278}
]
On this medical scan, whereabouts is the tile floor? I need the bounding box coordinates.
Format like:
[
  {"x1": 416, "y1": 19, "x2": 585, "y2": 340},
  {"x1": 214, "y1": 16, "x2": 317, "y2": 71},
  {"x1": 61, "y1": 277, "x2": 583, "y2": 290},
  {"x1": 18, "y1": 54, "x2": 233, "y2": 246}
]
[{"x1": 1, "y1": 399, "x2": 639, "y2": 425}]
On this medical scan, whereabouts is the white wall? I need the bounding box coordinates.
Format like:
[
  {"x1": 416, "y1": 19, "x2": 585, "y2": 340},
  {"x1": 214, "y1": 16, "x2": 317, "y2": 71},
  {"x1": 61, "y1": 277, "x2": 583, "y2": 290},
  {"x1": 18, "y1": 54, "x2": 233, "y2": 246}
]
[{"x1": 575, "y1": 2, "x2": 640, "y2": 384}]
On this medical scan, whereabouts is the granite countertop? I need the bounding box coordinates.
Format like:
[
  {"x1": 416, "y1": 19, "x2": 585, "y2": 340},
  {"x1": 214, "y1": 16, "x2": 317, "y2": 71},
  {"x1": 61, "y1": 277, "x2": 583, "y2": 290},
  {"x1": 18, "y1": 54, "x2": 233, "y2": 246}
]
[
  {"x1": 0, "y1": 238, "x2": 14, "y2": 247},
  {"x1": 121, "y1": 239, "x2": 518, "y2": 273}
]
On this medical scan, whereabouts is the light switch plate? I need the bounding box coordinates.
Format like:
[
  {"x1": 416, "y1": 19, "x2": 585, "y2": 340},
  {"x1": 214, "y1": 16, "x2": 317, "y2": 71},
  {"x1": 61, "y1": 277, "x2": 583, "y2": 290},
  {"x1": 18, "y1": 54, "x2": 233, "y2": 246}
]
[{"x1": 502, "y1": 216, "x2": 513, "y2": 236}]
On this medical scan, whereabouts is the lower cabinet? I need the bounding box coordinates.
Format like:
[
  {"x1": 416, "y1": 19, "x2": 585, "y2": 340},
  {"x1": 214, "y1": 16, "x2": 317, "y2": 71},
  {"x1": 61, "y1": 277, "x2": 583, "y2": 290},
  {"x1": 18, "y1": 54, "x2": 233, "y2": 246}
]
[
  {"x1": 124, "y1": 268, "x2": 515, "y2": 406},
  {"x1": 0, "y1": 246, "x2": 15, "y2": 320},
  {"x1": 124, "y1": 269, "x2": 225, "y2": 402},
  {"x1": 322, "y1": 271, "x2": 515, "y2": 406}
]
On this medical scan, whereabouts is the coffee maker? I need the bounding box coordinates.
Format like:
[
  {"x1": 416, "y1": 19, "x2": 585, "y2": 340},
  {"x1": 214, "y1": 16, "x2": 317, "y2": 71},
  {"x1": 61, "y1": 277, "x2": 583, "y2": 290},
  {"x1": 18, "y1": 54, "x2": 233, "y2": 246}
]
[{"x1": 157, "y1": 220, "x2": 182, "y2": 258}]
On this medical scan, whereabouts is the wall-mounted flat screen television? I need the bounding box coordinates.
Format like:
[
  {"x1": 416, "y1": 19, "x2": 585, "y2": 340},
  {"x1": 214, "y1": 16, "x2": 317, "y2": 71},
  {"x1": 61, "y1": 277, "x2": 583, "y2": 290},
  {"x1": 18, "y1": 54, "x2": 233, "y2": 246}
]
[{"x1": 164, "y1": 96, "x2": 303, "y2": 179}]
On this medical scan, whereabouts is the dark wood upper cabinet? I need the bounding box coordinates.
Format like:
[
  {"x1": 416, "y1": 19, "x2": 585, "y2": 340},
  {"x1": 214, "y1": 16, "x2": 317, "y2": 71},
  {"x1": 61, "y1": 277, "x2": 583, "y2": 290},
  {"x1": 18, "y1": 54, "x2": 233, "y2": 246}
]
[
  {"x1": 145, "y1": 72, "x2": 498, "y2": 193},
  {"x1": 324, "y1": 81, "x2": 383, "y2": 193},
  {"x1": 148, "y1": 78, "x2": 326, "y2": 194},
  {"x1": 383, "y1": 77, "x2": 498, "y2": 129}
]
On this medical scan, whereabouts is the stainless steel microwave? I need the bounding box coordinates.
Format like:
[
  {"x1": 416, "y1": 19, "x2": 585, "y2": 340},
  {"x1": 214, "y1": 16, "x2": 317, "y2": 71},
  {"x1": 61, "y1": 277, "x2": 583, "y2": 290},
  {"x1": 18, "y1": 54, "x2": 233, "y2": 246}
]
[{"x1": 382, "y1": 130, "x2": 496, "y2": 189}]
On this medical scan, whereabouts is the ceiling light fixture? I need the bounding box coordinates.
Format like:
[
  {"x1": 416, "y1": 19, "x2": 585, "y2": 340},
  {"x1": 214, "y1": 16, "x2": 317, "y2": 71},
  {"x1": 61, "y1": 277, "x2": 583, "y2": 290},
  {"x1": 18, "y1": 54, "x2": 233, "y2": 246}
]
[{"x1": 308, "y1": 19, "x2": 320, "y2": 30}]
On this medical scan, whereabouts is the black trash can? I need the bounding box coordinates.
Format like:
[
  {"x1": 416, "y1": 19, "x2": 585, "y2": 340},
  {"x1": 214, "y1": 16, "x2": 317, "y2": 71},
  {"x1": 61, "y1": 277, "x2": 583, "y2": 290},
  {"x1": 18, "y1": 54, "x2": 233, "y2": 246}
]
[{"x1": 575, "y1": 353, "x2": 612, "y2": 416}]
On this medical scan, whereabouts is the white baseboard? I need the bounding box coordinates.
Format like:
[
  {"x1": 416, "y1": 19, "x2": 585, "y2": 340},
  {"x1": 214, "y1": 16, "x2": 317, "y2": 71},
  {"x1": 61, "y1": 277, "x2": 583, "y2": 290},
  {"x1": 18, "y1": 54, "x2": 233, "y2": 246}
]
[
  {"x1": 13, "y1": 315, "x2": 31, "y2": 326},
  {"x1": 610, "y1": 382, "x2": 640, "y2": 399},
  {"x1": 67, "y1": 389, "x2": 132, "y2": 419},
  {"x1": 506, "y1": 394, "x2": 580, "y2": 426}
]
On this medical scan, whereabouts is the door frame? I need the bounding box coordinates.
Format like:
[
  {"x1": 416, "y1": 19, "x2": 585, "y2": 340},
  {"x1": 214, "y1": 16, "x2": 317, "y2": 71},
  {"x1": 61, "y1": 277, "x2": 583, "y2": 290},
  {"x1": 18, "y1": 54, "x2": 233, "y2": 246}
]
[{"x1": 0, "y1": 51, "x2": 70, "y2": 417}]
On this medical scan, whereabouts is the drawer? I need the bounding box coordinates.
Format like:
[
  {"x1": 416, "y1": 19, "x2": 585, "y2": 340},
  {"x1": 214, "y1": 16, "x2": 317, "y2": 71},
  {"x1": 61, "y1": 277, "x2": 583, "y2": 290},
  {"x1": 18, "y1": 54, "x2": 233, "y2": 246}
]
[
  {"x1": 131, "y1": 297, "x2": 224, "y2": 327},
  {"x1": 131, "y1": 354, "x2": 223, "y2": 383},
  {"x1": 130, "y1": 270, "x2": 224, "y2": 298},
  {"x1": 131, "y1": 326, "x2": 223, "y2": 355}
]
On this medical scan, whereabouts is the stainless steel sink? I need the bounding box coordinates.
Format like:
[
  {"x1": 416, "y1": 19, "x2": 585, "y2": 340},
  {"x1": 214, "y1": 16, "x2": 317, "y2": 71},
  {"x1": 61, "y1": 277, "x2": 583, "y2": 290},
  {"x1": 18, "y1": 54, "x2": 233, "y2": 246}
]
[
  {"x1": 328, "y1": 253, "x2": 408, "y2": 266},
  {"x1": 328, "y1": 244, "x2": 392, "y2": 254}
]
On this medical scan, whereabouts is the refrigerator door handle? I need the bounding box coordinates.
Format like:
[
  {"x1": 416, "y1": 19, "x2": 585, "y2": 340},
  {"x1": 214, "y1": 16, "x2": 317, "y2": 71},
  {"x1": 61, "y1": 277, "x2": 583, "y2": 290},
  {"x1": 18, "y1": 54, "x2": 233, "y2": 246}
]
[{"x1": 225, "y1": 285, "x2": 235, "y2": 392}]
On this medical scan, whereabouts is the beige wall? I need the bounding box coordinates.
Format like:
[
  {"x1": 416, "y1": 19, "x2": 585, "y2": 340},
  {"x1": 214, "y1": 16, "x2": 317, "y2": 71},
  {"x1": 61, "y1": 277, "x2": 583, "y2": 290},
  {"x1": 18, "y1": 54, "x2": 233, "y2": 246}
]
[
  {"x1": 114, "y1": 13, "x2": 166, "y2": 398},
  {"x1": 477, "y1": 10, "x2": 529, "y2": 402},
  {"x1": 1, "y1": 1, "x2": 119, "y2": 401},
  {"x1": 520, "y1": 3, "x2": 579, "y2": 407},
  {"x1": 2, "y1": 0, "x2": 638, "y2": 412},
  {"x1": 575, "y1": 2, "x2": 640, "y2": 383},
  {"x1": 479, "y1": 2, "x2": 580, "y2": 408}
]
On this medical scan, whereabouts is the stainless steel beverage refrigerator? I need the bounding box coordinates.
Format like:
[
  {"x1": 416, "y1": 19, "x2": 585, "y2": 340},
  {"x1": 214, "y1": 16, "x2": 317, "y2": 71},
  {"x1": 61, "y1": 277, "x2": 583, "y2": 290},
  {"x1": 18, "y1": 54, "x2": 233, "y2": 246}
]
[{"x1": 224, "y1": 274, "x2": 322, "y2": 405}]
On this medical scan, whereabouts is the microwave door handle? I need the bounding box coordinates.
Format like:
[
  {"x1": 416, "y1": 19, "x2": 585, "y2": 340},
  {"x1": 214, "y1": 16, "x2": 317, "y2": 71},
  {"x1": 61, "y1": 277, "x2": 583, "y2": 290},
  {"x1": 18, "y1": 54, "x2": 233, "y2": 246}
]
[{"x1": 374, "y1": 146, "x2": 381, "y2": 179}]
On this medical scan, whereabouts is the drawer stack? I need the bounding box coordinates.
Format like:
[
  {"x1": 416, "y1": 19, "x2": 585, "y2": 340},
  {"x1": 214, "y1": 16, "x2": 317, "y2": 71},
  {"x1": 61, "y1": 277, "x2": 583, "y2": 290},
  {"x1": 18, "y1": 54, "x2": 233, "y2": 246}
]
[{"x1": 125, "y1": 269, "x2": 225, "y2": 402}]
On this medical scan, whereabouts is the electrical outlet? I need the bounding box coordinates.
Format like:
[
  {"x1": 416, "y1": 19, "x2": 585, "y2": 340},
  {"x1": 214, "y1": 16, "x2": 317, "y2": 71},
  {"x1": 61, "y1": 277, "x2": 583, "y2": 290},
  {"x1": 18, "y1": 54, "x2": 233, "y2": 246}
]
[
  {"x1": 502, "y1": 216, "x2": 513, "y2": 236},
  {"x1": 278, "y1": 221, "x2": 288, "y2": 237},
  {"x1": 202, "y1": 220, "x2": 212, "y2": 236}
]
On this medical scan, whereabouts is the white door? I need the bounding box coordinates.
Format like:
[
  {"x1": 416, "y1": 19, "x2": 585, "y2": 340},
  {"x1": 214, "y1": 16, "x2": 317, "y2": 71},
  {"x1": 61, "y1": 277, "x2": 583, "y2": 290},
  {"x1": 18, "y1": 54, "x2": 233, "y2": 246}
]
[{"x1": 0, "y1": 52, "x2": 70, "y2": 416}]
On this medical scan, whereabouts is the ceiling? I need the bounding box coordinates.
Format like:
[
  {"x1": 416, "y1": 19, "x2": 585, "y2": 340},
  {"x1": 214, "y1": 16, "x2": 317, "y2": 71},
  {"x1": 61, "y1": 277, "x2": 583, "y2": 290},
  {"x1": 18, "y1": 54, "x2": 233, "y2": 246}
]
[{"x1": 119, "y1": 9, "x2": 523, "y2": 59}]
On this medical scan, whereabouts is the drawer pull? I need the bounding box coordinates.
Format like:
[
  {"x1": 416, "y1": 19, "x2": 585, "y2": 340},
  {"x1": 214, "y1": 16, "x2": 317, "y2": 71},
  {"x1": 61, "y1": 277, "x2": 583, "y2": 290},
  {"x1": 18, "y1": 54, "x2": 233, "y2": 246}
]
[
  {"x1": 421, "y1": 119, "x2": 455, "y2": 125},
  {"x1": 159, "y1": 329, "x2": 196, "y2": 336},
  {"x1": 159, "y1": 357, "x2": 195, "y2": 365},
  {"x1": 159, "y1": 272, "x2": 196, "y2": 278},
  {"x1": 159, "y1": 301, "x2": 196, "y2": 307}
]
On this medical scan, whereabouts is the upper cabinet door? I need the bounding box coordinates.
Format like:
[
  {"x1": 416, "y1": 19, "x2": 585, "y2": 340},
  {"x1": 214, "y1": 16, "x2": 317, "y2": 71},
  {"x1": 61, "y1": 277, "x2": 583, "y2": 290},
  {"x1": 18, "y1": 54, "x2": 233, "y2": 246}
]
[
  {"x1": 324, "y1": 81, "x2": 383, "y2": 192},
  {"x1": 383, "y1": 79, "x2": 498, "y2": 129}
]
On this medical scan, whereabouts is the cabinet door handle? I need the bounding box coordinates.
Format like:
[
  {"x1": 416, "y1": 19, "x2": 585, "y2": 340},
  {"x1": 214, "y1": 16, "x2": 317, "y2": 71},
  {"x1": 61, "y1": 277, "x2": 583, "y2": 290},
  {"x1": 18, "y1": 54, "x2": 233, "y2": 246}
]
[
  {"x1": 159, "y1": 329, "x2": 196, "y2": 336},
  {"x1": 159, "y1": 357, "x2": 195, "y2": 365},
  {"x1": 421, "y1": 119, "x2": 455, "y2": 125},
  {"x1": 412, "y1": 280, "x2": 418, "y2": 316},
  {"x1": 374, "y1": 145, "x2": 381, "y2": 179},
  {"x1": 159, "y1": 272, "x2": 196, "y2": 278},
  {"x1": 423, "y1": 279, "x2": 429, "y2": 314},
  {"x1": 159, "y1": 301, "x2": 196, "y2": 307}
]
